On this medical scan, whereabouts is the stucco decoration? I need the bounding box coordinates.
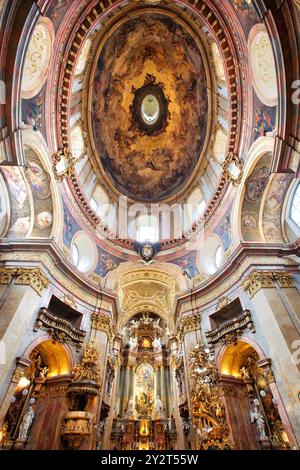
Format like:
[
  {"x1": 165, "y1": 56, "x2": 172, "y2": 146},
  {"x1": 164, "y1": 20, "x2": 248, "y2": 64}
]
[
  {"x1": 21, "y1": 17, "x2": 55, "y2": 99},
  {"x1": 90, "y1": 13, "x2": 209, "y2": 202},
  {"x1": 248, "y1": 24, "x2": 278, "y2": 107}
]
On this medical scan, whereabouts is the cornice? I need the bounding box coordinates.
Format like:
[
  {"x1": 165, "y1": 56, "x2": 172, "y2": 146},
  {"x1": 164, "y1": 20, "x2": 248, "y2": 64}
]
[
  {"x1": 0, "y1": 239, "x2": 118, "y2": 312},
  {"x1": 175, "y1": 242, "x2": 299, "y2": 315}
]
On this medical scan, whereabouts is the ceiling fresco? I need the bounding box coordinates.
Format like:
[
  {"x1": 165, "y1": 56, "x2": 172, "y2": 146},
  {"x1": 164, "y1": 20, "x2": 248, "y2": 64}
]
[{"x1": 91, "y1": 13, "x2": 209, "y2": 202}]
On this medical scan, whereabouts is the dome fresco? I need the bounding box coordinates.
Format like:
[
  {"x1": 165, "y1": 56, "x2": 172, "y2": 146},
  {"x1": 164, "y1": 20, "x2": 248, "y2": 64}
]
[
  {"x1": 1, "y1": 0, "x2": 300, "y2": 454},
  {"x1": 91, "y1": 14, "x2": 209, "y2": 202}
]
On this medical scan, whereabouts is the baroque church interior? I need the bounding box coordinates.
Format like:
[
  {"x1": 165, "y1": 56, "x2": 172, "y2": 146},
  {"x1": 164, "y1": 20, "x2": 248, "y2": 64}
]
[{"x1": 0, "y1": 0, "x2": 300, "y2": 452}]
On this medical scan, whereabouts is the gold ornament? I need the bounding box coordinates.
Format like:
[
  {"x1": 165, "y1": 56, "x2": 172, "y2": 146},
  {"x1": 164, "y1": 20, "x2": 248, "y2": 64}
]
[
  {"x1": 52, "y1": 147, "x2": 76, "y2": 182},
  {"x1": 243, "y1": 271, "x2": 274, "y2": 298},
  {"x1": 15, "y1": 268, "x2": 49, "y2": 296},
  {"x1": 190, "y1": 344, "x2": 233, "y2": 450},
  {"x1": 222, "y1": 152, "x2": 243, "y2": 186}
]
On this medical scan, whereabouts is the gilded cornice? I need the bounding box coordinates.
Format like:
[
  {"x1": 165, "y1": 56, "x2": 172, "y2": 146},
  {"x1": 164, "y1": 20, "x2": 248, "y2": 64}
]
[
  {"x1": 176, "y1": 252, "x2": 298, "y2": 313},
  {"x1": 14, "y1": 268, "x2": 50, "y2": 295},
  {"x1": 0, "y1": 268, "x2": 18, "y2": 284},
  {"x1": 0, "y1": 241, "x2": 118, "y2": 313},
  {"x1": 0, "y1": 267, "x2": 49, "y2": 296},
  {"x1": 243, "y1": 271, "x2": 274, "y2": 299},
  {"x1": 273, "y1": 272, "x2": 295, "y2": 289},
  {"x1": 243, "y1": 271, "x2": 295, "y2": 299}
]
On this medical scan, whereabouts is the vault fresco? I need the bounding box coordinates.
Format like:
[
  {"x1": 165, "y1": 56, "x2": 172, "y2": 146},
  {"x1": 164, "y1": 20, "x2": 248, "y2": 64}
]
[{"x1": 91, "y1": 14, "x2": 209, "y2": 202}]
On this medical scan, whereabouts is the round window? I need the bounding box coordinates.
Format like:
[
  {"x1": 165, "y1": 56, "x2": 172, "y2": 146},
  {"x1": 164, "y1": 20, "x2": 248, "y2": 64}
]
[{"x1": 141, "y1": 94, "x2": 160, "y2": 125}]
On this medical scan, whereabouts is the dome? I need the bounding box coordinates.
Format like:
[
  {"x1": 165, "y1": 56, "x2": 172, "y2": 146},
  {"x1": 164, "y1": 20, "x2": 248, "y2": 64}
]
[{"x1": 89, "y1": 13, "x2": 209, "y2": 203}]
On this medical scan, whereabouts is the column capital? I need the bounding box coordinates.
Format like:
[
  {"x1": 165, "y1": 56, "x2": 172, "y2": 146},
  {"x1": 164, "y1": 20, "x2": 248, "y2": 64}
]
[
  {"x1": 91, "y1": 312, "x2": 114, "y2": 341},
  {"x1": 177, "y1": 314, "x2": 200, "y2": 343},
  {"x1": 243, "y1": 271, "x2": 295, "y2": 298},
  {"x1": 0, "y1": 267, "x2": 49, "y2": 295},
  {"x1": 243, "y1": 271, "x2": 274, "y2": 298},
  {"x1": 273, "y1": 272, "x2": 295, "y2": 289},
  {"x1": 0, "y1": 267, "x2": 18, "y2": 284},
  {"x1": 14, "y1": 268, "x2": 50, "y2": 296}
]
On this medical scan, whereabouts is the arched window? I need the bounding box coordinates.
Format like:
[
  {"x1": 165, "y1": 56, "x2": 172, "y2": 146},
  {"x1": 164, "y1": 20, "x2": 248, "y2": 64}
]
[
  {"x1": 290, "y1": 183, "x2": 300, "y2": 228},
  {"x1": 213, "y1": 128, "x2": 228, "y2": 164},
  {"x1": 215, "y1": 245, "x2": 222, "y2": 269},
  {"x1": 70, "y1": 125, "x2": 84, "y2": 159},
  {"x1": 74, "y1": 39, "x2": 91, "y2": 76},
  {"x1": 135, "y1": 215, "x2": 159, "y2": 243}
]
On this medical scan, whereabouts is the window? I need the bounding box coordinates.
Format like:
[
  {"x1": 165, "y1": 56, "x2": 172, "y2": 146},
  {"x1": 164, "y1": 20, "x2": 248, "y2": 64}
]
[
  {"x1": 291, "y1": 184, "x2": 300, "y2": 228},
  {"x1": 72, "y1": 242, "x2": 79, "y2": 267},
  {"x1": 198, "y1": 236, "x2": 224, "y2": 276},
  {"x1": 215, "y1": 245, "x2": 222, "y2": 269},
  {"x1": 141, "y1": 95, "x2": 160, "y2": 125},
  {"x1": 74, "y1": 39, "x2": 91, "y2": 76},
  {"x1": 70, "y1": 125, "x2": 84, "y2": 159},
  {"x1": 71, "y1": 231, "x2": 98, "y2": 274},
  {"x1": 213, "y1": 128, "x2": 228, "y2": 164},
  {"x1": 135, "y1": 215, "x2": 159, "y2": 243}
]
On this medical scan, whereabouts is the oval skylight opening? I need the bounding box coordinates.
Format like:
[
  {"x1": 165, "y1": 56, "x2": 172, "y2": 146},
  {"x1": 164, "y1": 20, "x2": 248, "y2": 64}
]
[{"x1": 141, "y1": 94, "x2": 160, "y2": 125}]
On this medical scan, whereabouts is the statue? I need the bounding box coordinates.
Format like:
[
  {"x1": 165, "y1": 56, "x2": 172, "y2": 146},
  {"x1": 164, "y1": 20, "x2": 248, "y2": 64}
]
[
  {"x1": 250, "y1": 400, "x2": 268, "y2": 441},
  {"x1": 129, "y1": 336, "x2": 138, "y2": 352},
  {"x1": 155, "y1": 396, "x2": 165, "y2": 419},
  {"x1": 18, "y1": 406, "x2": 35, "y2": 441},
  {"x1": 152, "y1": 337, "x2": 162, "y2": 353},
  {"x1": 126, "y1": 397, "x2": 134, "y2": 418},
  {"x1": 240, "y1": 366, "x2": 250, "y2": 380}
]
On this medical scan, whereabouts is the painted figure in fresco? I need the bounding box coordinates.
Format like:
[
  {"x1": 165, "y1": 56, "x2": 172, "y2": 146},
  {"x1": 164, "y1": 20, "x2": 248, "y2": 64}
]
[
  {"x1": 254, "y1": 108, "x2": 274, "y2": 139},
  {"x1": 246, "y1": 166, "x2": 270, "y2": 202},
  {"x1": 215, "y1": 215, "x2": 231, "y2": 252},
  {"x1": 99, "y1": 253, "x2": 118, "y2": 277},
  {"x1": 176, "y1": 252, "x2": 199, "y2": 279},
  {"x1": 18, "y1": 406, "x2": 35, "y2": 441},
  {"x1": 232, "y1": 0, "x2": 257, "y2": 18}
]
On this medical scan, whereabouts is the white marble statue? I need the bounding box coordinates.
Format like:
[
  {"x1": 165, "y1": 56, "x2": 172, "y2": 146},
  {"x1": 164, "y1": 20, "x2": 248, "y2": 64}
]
[
  {"x1": 250, "y1": 400, "x2": 267, "y2": 441},
  {"x1": 129, "y1": 336, "x2": 138, "y2": 352},
  {"x1": 155, "y1": 396, "x2": 165, "y2": 419},
  {"x1": 152, "y1": 337, "x2": 162, "y2": 353},
  {"x1": 126, "y1": 397, "x2": 134, "y2": 418},
  {"x1": 18, "y1": 405, "x2": 35, "y2": 441}
]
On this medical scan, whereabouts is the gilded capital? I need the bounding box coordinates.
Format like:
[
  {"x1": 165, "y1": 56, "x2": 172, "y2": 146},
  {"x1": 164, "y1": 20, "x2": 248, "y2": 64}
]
[
  {"x1": 0, "y1": 268, "x2": 18, "y2": 285},
  {"x1": 91, "y1": 312, "x2": 114, "y2": 341},
  {"x1": 273, "y1": 272, "x2": 295, "y2": 288},
  {"x1": 177, "y1": 314, "x2": 200, "y2": 342},
  {"x1": 243, "y1": 271, "x2": 274, "y2": 299},
  {"x1": 15, "y1": 268, "x2": 50, "y2": 296}
]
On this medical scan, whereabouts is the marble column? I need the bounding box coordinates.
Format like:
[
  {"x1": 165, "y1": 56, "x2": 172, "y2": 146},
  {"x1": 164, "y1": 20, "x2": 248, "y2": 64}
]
[
  {"x1": 0, "y1": 268, "x2": 49, "y2": 411},
  {"x1": 244, "y1": 271, "x2": 300, "y2": 447}
]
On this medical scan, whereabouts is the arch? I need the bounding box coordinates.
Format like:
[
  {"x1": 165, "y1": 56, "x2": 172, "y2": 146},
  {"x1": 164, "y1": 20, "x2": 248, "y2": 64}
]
[
  {"x1": 105, "y1": 261, "x2": 189, "y2": 293},
  {"x1": 0, "y1": 172, "x2": 11, "y2": 237},
  {"x1": 21, "y1": 128, "x2": 64, "y2": 243},
  {"x1": 22, "y1": 336, "x2": 73, "y2": 378},
  {"x1": 216, "y1": 338, "x2": 266, "y2": 378},
  {"x1": 283, "y1": 179, "x2": 300, "y2": 243},
  {"x1": 231, "y1": 136, "x2": 275, "y2": 248}
]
